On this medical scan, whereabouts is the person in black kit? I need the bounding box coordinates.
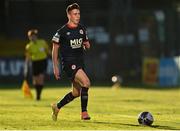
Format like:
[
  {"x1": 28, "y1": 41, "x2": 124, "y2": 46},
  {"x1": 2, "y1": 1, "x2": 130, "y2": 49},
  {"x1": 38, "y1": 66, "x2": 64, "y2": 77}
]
[{"x1": 51, "y1": 3, "x2": 91, "y2": 121}]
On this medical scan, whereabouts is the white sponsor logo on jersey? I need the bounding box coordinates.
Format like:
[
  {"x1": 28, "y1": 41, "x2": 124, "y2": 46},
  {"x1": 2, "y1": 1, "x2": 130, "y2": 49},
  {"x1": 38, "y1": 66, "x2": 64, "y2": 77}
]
[
  {"x1": 85, "y1": 31, "x2": 89, "y2": 40},
  {"x1": 54, "y1": 33, "x2": 60, "y2": 38},
  {"x1": 52, "y1": 33, "x2": 60, "y2": 43},
  {"x1": 67, "y1": 32, "x2": 70, "y2": 35},
  {"x1": 71, "y1": 65, "x2": 76, "y2": 70},
  {"x1": 70, "y1": 38, "x2": 83, "y2": 49},
  {"x1": 52, "y1": 36, "x2": 59, "y2": 43},
  {"x1": 79, "y1": 29, "x2": 84, "y2": 34}
]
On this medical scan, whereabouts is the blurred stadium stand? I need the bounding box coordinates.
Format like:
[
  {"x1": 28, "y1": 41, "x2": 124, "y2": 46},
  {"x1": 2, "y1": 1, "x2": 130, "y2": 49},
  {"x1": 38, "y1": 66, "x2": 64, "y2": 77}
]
[{"x1": 0, "y1": 0, "x2": 179, "y2": 85}]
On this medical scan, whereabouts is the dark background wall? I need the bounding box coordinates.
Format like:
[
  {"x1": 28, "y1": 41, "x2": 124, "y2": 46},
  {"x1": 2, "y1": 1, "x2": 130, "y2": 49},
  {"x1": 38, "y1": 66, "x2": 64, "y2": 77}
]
[{"x1": 0, "y1": 0, "x2": 180, "y2": 84}]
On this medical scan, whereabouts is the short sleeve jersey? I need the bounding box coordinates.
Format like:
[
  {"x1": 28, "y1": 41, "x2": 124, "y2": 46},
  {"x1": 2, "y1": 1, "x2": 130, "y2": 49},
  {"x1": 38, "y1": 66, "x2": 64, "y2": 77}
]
[
  {"x1": 26, "y1": 39, "x2": 49, "y2": 61},
  {"x1": 52, "y1": 24, "x2": 89, "y2": 62}
]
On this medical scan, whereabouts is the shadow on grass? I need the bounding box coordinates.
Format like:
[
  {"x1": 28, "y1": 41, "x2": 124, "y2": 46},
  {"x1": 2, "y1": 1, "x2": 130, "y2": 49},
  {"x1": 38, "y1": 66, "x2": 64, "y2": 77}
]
[
  {"x1": 89, "y1": 121, "x2": 179, "y2": 130},
  {"x1": 88, "y1": 121, "x2": 139, "y2": 128},
  {"x1": 151, "y1": 125, "x2": 180, "y2": 130},
  {"x1": 122, "y1": 84, "x2": 180, "y2": 90}
]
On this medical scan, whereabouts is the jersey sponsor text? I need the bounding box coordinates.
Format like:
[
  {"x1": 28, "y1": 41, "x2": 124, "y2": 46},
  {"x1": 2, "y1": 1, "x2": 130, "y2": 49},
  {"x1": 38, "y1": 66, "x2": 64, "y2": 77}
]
[{"x1": 70, "y1": 38, "x2": 83, "y2": 49}]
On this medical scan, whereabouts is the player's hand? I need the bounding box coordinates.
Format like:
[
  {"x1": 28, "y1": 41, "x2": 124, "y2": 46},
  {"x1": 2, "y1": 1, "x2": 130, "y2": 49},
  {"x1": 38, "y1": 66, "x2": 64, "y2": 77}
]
[
  {"x1": 83, "y1": 41, "x2": 90, "y2": 50},
  {"x1": 53, "y1": 66, "x2": 60, "y2": 80}
]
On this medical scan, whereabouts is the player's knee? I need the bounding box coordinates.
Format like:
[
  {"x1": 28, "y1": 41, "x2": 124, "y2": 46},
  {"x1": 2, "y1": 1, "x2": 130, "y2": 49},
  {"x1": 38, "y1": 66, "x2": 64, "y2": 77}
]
[
  {"x1": 72, "y1": 91, "x2": 80, "y2": 97},
  {"x1": 82, "y1": 79, "x2": 91, "y2": 88}
]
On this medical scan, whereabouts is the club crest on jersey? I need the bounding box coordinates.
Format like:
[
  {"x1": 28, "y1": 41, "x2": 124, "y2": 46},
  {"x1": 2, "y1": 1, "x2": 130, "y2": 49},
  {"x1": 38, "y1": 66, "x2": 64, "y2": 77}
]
[
  {"x1": 79, "y1": 29, "x2": 84, "y2": 34},
  {"x1": 70, "y1": 38, "x2": 83, "y2": 49},
  {"x1": 71, "y1": 65, "x2": 76, "y2": 70}
]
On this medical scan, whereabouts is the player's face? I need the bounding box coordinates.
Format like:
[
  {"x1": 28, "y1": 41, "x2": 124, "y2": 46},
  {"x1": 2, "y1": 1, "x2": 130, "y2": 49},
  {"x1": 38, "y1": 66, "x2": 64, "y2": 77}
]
[
  {"x1": 28, "y1": 34, "x2": 37, "y2": 41},
  {"x1": 68, "y1": 9, "x2": 80, "y2": 25}
]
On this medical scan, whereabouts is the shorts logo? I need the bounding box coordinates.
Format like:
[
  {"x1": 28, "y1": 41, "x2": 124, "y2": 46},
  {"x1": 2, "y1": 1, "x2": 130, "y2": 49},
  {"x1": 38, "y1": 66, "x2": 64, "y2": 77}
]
[
  {"x1": 79, "y1": 29, "x2": 83, "y2": 34},
  {"x1": 71, "y1": 65, "x2": 76, "y2": 70}
]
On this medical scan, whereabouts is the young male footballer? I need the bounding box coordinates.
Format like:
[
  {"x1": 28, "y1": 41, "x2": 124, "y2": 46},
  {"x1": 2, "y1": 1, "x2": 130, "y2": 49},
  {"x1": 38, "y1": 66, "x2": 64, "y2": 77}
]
[{"x1": 51, "y1": 3, "x2": 91, "y2": 121}]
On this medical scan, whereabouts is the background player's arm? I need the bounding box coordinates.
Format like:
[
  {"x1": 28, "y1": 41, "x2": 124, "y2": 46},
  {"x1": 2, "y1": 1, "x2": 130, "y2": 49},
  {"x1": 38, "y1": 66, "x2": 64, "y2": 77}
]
[
  {"x1": 44, "y1": 41, "x2": 51, "y2": 56},
  {"x1": 24, "y1": 49, "x2": 31, "y2": 78},
  {"x1": 52, "y1": 43, "x2": 60, "y2": 80}
]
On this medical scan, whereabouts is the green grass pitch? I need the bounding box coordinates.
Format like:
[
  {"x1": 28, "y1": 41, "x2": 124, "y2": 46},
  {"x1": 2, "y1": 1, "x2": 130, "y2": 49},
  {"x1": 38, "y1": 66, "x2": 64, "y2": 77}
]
[{"x1": 0, "y1": 86, "x2": 180, "y2": 130}]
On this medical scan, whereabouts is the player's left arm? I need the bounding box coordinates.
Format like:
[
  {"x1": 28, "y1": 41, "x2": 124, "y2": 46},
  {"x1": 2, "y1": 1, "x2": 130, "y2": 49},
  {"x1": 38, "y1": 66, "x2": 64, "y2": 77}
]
[
  {"x1": 24, "y1": 46, "x2": 31, "y2": 78},
  {"x1": 44, "y1": 40, "x2": 51, "y2": 56},
  {"x1": 82, "y1": 26, "x2": 90, "y2": 50}
]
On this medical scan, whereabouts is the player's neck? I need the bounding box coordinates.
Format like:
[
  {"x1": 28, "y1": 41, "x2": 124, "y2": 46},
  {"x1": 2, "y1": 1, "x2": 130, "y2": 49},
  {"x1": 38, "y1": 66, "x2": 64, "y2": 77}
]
[
  {"x1": 67, "y1": 21, "x2": 78, "y2": 29},
  {"x1": 31, "y1": 39, "x2": 37, "y2": 43}
]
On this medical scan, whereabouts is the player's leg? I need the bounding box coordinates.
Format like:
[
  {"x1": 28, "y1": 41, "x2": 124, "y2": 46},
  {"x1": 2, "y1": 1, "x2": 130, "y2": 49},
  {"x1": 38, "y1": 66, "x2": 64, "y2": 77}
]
[
  {"x1": 51, "y1": 81, "x2": 80, "y2": 121},
  {"x1": 33, "y1": 74, "x2": 44, "y2": 100},
  {"x1": 32, "y1": 76, "x2": 40, "y2": 100},
  {"x1": 72, "y1": 81, "x2": 81, "y2": 97},
  {"x1": 74, "y1": 69, "x2": 91, "y2": 120},
  {"x1": 32, "y1": 59, "x2": 47, "y2": 100},
  {"x1": 32, "y1": 61, "x2": 40, "y2": 100},
  {"x1": 56, "y1": 81, "x2": 80, "y2": 109},
  {"x1": 74, "y1": 69, "x2": 90, "y2": 88}
]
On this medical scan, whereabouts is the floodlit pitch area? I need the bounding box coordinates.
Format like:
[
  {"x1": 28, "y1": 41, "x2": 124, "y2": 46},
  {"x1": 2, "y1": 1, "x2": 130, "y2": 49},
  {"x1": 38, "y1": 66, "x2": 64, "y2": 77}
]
[{"x1": 0, "y1": 86, "x2": 180, "y2": 130}]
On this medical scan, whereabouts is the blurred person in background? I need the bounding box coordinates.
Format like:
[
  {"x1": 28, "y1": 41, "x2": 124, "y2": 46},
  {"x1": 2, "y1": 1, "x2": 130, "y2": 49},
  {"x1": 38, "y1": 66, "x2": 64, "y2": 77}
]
[
  {"x1": 25, "y1": 29, "x2": 50, "y2": 100},
  {"x1": 51, "y1": 3, "x2": 91, "y2": 121}
]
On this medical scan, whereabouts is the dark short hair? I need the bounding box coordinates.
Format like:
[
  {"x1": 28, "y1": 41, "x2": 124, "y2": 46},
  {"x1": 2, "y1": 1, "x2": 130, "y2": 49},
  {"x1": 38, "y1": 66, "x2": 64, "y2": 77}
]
[
  {"x1": 27, "y1": 29, "x2": 38, "y2": 36},
  {"x1": 66, "y1": 3, "x2": 80, "y2": 14}
]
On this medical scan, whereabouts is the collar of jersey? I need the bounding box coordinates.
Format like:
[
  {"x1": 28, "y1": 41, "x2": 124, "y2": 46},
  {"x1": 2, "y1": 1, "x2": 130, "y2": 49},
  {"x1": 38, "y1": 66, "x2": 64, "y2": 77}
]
[{"x1": 66, "y1": 23, "x2": 78, "y2": 29}]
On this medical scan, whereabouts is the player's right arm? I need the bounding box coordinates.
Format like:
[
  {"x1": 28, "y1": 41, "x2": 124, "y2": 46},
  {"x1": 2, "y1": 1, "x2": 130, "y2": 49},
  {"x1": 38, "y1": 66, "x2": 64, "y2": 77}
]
[
  {"x1": 24, "y1": 45, "x2": 31, "y2": 78},
  {"x1": 25, "y1": 45, "x2": 31, "y2": 61},
  {"x1": 52, "y1": 43, "x2": 60, "y2": 80}
]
